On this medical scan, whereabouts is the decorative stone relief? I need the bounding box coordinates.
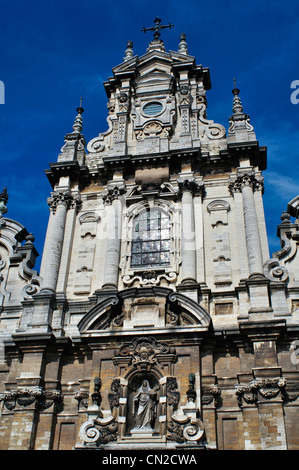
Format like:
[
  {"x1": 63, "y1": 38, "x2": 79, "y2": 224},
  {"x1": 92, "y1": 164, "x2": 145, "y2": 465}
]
[
  {"x1": 0, "y1": 221, "x2": 41, "y2": 303},
  {"x1": 167, "y1": 416, "x2": 204, "y2": 443},
  {"x1": 196, "y1": 92, "x2": 226, "y2": 141},
  {"x1": 0, "y1": 387, "x2": 63, "y2": 412},
  {"x1": 235, "y1": 377, "x2": 287, "y2": 406},
  {"x1": 207, "y1": 200, "x2": 232, "y2": 285},
  {"x1": 102, "y1": 183, "x2": 126, "y2": 205},
  {"x1": 114, "y1": 336, "x2": 176, "y2": 371},
  {"x1": 177, "y1": 177, "x2": 205, "y2": 198},
  {"x1": 264, "y1": 259, "x2": 289, "y2": 282},
  {"x1": 166, "y1": 374, "x2": 205, "y2": 445},
  {"x1": 123, "y1": 270, "x2": 177, "y2": 287},
  {"x1": 47, "y1": 190, "x2": 82, "y2": 213},
  {"x1": 0, "y1": 187, "x2": 8, "y2": 218},
  {"x1": 264, "y1": 209, "x2": 298, "y2": 284},
  {"x1": 79, "y1": 417, "x2": 118, "y2": 446},
  {"x1": 74, "y1": 212, "x2": 99, "y2": 295},
  {"x1": 201, "y1": 385, "x2": 221, "y2": 407},
  {"x1": 228, "y1": 171, "x2": 264, "y2": 194}
]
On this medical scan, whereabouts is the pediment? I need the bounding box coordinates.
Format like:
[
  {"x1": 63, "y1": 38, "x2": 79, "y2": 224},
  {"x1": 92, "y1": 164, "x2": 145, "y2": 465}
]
[
  {"x1": 135, "y1": 69, "x2": 173, "y2": 84},
  {"x1": 77, "y1": 287, "x2": 211, "y2": 333}
]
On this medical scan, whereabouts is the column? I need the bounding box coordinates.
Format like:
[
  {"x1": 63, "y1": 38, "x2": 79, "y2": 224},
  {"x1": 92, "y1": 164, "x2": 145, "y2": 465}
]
[
  {"x1": 193, "y1": 193, "x2": 205, "y2": 284},
  {"x1": 41, "y1": 190, "x2": 79, "y2": 293},
  {"x1": 178, "y1": 178, "x2": 205, "y2": 284},
  {"x1": 102, "y1": 183, "x2": 125, "y2": 290},
  {"x1": 229, "y1": 171, "x2": 264, "y2": 276}
]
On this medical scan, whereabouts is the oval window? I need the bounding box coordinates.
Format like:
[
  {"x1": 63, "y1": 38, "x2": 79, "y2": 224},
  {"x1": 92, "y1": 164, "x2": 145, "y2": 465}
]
[{"x1": 143, "y1": 101, "x2": 163, "y2": 116}]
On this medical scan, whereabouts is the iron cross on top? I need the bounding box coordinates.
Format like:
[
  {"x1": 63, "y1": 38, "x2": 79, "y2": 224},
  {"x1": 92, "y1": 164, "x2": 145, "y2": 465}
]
[{"x1": 141, "y1": 17, "x2": 174, "y2": 40}]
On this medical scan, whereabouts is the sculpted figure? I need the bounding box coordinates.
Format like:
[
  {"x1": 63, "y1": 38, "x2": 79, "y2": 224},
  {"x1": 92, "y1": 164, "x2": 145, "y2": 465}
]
[{"x1": 132, "y1": 380, "x2": 157, "y2": 430}]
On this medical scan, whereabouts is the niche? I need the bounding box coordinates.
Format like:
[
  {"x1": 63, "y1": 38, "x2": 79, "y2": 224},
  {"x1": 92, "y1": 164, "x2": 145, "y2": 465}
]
[{"x1": 126, "y1": 372, "x2": 161, "y2": 436}]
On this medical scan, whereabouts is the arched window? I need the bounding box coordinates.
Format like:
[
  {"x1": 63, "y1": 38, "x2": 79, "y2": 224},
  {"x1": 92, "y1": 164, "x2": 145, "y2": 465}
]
[{"x1": 131, "y1": 209, "x2": 170, "y2": 268}]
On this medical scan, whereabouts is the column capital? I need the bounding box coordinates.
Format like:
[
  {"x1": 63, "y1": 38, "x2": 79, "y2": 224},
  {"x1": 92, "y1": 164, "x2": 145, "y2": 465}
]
[
  {"x1": 47, "y1": 190, "x2": 81, "y2": 213},
  {"x1": 177, "y1": 178, "x2": 205, "y2": 198},
  {"x1": 102, "y1": 183, "x2": 126, "y2": 205},
  {"x1": 228, "y1": 171, "x2": 264, "y2": 194}
]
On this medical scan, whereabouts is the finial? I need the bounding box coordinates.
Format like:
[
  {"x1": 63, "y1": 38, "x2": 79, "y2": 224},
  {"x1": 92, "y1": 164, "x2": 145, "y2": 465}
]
[
  {"x1": 232, "y1": 78, "x2": 243, "y2": 114},
  {"x1": 178, "y1": 32, "x2": 188, "y2": 54},
  {"x1": 280, "y1": 211, "x2": 291, "y2": 224},
  {"x1": 72, "y1": 98, "x2": 84, "y2": 133},
  {"x1": 25, "y1": 233, "x2": 35, "y2": 245},
  {"x1": 124, "y1": 40, "x2": 134, "y2": 61},
  {"x1": 141, "y1": 17, "x2": 174, "y2": 40},
  {"x1": 0, "y1": 187, "x2": 8, "y2": 218}
]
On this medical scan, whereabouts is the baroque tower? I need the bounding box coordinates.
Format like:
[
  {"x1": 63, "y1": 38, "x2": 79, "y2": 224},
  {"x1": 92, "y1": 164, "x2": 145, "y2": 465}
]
[{"x1": 0, "y1": 21, "x2": 299, "y2": 450}]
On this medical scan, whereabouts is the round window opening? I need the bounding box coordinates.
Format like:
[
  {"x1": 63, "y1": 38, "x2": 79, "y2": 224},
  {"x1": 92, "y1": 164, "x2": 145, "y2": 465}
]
[{"x1": 143, "y1": 101, "x2": 163, "y2": 116}]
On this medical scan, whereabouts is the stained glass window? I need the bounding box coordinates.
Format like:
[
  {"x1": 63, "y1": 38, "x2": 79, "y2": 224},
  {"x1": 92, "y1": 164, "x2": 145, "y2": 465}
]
[{"x1": 131, "y1": 209, "x2": 170, "y2": 268}]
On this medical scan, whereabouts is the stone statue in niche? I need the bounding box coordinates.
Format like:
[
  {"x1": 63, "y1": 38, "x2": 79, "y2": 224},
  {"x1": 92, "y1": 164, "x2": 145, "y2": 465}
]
[{"x1": 132, "y1": 380, "x2": 157, "y2": 431}]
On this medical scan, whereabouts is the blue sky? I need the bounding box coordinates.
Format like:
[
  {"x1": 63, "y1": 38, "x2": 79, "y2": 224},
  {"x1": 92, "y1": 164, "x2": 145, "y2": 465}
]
[{"x1": 0, "y1": 0, "x2": 298, "y2": 271}]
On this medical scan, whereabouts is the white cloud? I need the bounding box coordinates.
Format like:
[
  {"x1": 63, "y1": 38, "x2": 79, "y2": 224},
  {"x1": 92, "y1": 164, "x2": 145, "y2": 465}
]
[{"x1": 265, "y1": 172, "x2": 299, "y2": 197}]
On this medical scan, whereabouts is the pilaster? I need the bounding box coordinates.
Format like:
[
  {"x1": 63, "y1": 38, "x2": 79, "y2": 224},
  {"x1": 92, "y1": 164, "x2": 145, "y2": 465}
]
[{"x1": 101, "y1": 182, "x2": 126, "y2": 290}]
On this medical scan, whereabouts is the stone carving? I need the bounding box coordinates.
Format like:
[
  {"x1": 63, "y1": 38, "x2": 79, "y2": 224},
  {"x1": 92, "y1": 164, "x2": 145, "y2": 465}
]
[
  {"x1": 201, "y1": 386, "x2": 221, "y2": 407},
  {"x1": 0, "y1": 187, "x2": 8, "y2": 218},
  {"x1": 235, "y1": 384, "x2": 258, "y2": 407},
  {"x1": 117, "y1": 92, "x2": 130, "y2": 113},
  {"x1": 47, "y1": 190, "x2": 82, "y2": 213},
  {"x1": 0, "y1": 387, "x2": 63, "y2": 412},
  {"x1": 91, "y1": 377, "x2": 102, "y2": 407},
  {"x1": 177, "y1": 177, "x2": 205, "y2": 197},
  {"x1": 79, "y1": 417, "x2": 118, "y2": 446},
  {"x1": 264, "y1": 259, "x2": 289, "y2": 282},
  {"x1": 228, "y1": 171, "x2": 264, "y2": 194},
  {"x1": 196, "y1": 94, "x2": 226, "y2": 140},
  {"x1": 135, "y1": 122, "x2": 172, "y2": 140},
  {"x1": 227, "y1": 86, "x2": 255, "y2": 137},
  {"x1": 166, "y1": 372, "x2": 205, "y2": 445},
  {"x1": 178, "y1": 85, "x2": 191, "y2": 105},
  {"x1": 108, "y1": 379, "x2": 121, "y2": 411},
  {"x1": 167, "y1": 417, "x2": 204, "y2": 443},
  {"x1": 282, "y1": 382, "x2": 299, "y2": 403},
  {"x1": 166, "y1": 377, "x2": 180, "y2": 410},
  {"x1": 74, "y1": 390, "x2": 89, "y2": 409},
  {"x1": 114, "y1": 336, "x2": 176, "y2": 371},
  {"x1": 235, "y1": 377, "x2": 287, "y2": 406},
  {"x1": 123, "y1": 270, "x2": 177, "y2": 287},
  {"x1": 102, "y1": 183, "x2": 126, "y2": 205},
  {"x1": 132, "y1": 380, "x2": 158, "y2": 431}
]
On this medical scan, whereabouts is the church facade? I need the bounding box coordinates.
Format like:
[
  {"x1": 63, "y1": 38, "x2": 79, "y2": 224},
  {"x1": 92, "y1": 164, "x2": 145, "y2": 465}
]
[{"x1": 0, "y1": 24, "x2": 299, "y2": 450}]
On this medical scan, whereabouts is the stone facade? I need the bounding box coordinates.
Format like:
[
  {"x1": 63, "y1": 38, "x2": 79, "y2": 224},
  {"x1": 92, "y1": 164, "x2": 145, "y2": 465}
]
[{"x1": 0, "y1": 28, "x2": 299, "y2": 450}]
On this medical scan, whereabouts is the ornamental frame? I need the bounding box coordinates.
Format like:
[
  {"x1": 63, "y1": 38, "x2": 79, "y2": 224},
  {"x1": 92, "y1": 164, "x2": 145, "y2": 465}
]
[{"x1": 120, "y1": 199, "x2": 181, "y2": 287}]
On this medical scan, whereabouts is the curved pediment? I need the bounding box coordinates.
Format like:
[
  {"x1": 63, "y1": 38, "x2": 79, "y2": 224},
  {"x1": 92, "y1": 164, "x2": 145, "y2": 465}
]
[{"x1": 77, "y1": 287, "x2": 211, "y2": 333}]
